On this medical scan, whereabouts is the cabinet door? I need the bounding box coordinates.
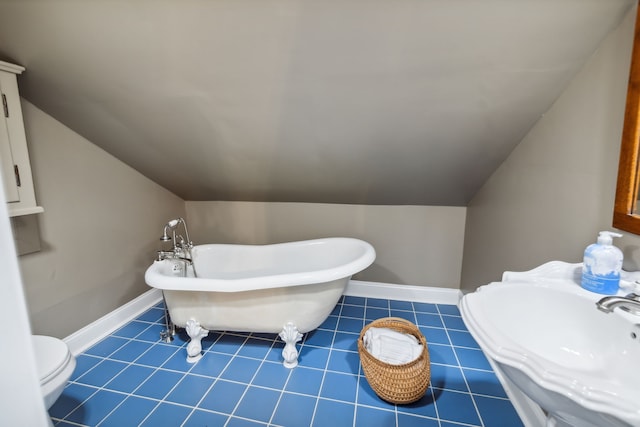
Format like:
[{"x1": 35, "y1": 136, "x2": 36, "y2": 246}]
[
  {"x1": 0, "y1": 65, "x2": 43, "y2": 217},
  {"x1": 0, "y1": 98, "x2": 19, "y2": 202}
]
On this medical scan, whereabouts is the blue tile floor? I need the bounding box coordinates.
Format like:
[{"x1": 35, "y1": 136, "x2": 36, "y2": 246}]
[{"x1": 50, "y1": 296, "x2": 524, "y2": 427}]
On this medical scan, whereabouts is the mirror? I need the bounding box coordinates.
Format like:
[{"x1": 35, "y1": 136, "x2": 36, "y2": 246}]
[{"x1": 614, "y1": 5, "x2": 640, "y2": 235}]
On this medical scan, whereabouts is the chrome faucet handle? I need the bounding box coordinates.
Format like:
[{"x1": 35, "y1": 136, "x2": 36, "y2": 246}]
[
  {"x1": 173, "y1": 245, "x2": 184, "y2": 257},
  {"x1": 625, "y1": 293, "x2": 640, "y2": 301}
]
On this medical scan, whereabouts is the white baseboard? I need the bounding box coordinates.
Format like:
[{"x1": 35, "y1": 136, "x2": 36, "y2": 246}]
[
  {"x1": 63, "y1": 288, "x2": 163, "y2": 355},
  {"x1": 345, "y1": 280, "x2": 462, "y2": 305},
  {"x1": 63, "y1": 281, "x2": 462, "y2": 356}
]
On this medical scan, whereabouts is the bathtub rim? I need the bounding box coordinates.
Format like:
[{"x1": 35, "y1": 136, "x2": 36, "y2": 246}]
[{"x1": 145, "y1": 237, "x2": 376, "y2": 293}]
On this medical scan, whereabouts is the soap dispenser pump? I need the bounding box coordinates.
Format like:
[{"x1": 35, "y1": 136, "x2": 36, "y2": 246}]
[{"x1": 581, "y1": 231, "x2": 623, "y2": 295}]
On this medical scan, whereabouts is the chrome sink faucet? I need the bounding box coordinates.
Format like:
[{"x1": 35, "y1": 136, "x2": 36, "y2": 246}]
[
  {"x1": 596, "y1": 293, "x2": 640, "y2": 315},
  {"x1": 158, "y1": 217, "x2": 194, "y2": 263}
]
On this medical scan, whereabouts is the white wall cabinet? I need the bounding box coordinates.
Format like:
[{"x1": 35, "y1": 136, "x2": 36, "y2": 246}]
[{"x1": 0, "y1": 61, "x2": 43, "y2": 217}]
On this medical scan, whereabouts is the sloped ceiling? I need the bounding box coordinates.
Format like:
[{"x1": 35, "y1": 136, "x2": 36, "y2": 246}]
[{"x1": 0, "y1": 0, "x2": 634, "y2": 205}]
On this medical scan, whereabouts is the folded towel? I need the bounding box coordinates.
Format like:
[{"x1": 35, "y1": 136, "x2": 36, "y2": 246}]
[{"x1": 363, "y1": 327, "x2": 422, "y2": 365}]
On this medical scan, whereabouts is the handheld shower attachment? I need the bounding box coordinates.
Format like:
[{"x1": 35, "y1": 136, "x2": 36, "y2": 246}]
[
  {"x1": 160, "y1": 227, "x2": 172, "y2": 242},
  {"x1": 159, "y1": 218, "x2": 193, "y2": 255},
  {"x1": 161, "y1": 218, "x2": 182, "y2": 242}
]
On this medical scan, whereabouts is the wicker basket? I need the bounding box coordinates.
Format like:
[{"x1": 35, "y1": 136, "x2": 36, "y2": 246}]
[{"x1": 358, "y1": 317, "x2": 431, "y2": 404}]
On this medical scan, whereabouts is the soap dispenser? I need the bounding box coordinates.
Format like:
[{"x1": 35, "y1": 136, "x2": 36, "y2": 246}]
[{"x1": 581, "y1": 231, "x2": 623, "y2": 295}]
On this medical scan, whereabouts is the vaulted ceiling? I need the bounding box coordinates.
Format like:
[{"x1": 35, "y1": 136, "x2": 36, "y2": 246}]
[{"x1": 0, "y1": 0, "x2": 634, "y2": 205}]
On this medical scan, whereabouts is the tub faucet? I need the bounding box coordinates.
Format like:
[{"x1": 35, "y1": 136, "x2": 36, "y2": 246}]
[
  {"x1": 158, "y1": 217, "x2": 193, "y2": 263},
  {"x1": 596, "y1": 293, "x2": 640, "y2": 315}
]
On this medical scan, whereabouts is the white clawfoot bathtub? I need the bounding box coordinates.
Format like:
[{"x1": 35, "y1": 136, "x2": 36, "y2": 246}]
[{"x1": 144, "y1": 237, "x2": 376, "y2": 367}]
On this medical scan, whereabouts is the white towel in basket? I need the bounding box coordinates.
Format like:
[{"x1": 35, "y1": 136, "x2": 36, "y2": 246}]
[{"x1": 363, "y1": 327, "x2": 422, "y2": 365}]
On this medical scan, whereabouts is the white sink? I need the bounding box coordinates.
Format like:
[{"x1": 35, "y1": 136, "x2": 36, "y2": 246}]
[{"x1": 460, "y1": 262, "x2": 640, "y2": 427}]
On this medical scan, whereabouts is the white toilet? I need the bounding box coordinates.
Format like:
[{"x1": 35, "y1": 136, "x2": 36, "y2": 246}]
[{"x1": 32, "y1": 335, "x2": 76, "y2": 409}]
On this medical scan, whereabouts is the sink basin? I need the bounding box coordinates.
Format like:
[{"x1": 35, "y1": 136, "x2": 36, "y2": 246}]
[{"x1": 460, "y1": 263, "x2": 640, "y2": 427}]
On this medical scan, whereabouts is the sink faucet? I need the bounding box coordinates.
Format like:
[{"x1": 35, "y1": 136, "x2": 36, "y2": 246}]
[{"x1": 596, "y1": 293, "x2": 640, "y2": 315}]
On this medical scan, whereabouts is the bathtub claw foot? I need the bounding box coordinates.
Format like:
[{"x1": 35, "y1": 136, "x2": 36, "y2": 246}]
[
  {"x1": 185, "y1": 319, "x2": 209, "y2": 363},
  {"x1": 279, "y1": 322, "x2": 303, "y2": 368}
]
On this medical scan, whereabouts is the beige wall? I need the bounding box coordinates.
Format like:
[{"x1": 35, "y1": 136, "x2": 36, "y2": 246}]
[
  {"x1": 461, "y1": 7, "x2": 640, "y2": 292},
  {"x1": 186, "y1": 201, "x2": 466, "y2": 288},
  {"x1": 14, "y1": 100, "x2": 185, "y2": 338}
]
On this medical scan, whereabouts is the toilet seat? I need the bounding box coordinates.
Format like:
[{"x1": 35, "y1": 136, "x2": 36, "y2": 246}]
[
  {"x1": 32, "y1": 335, "x2": 76, "y2": 412},
  {"x1": 32, "y1": 335, "x2": 73, "y2": 386}
]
